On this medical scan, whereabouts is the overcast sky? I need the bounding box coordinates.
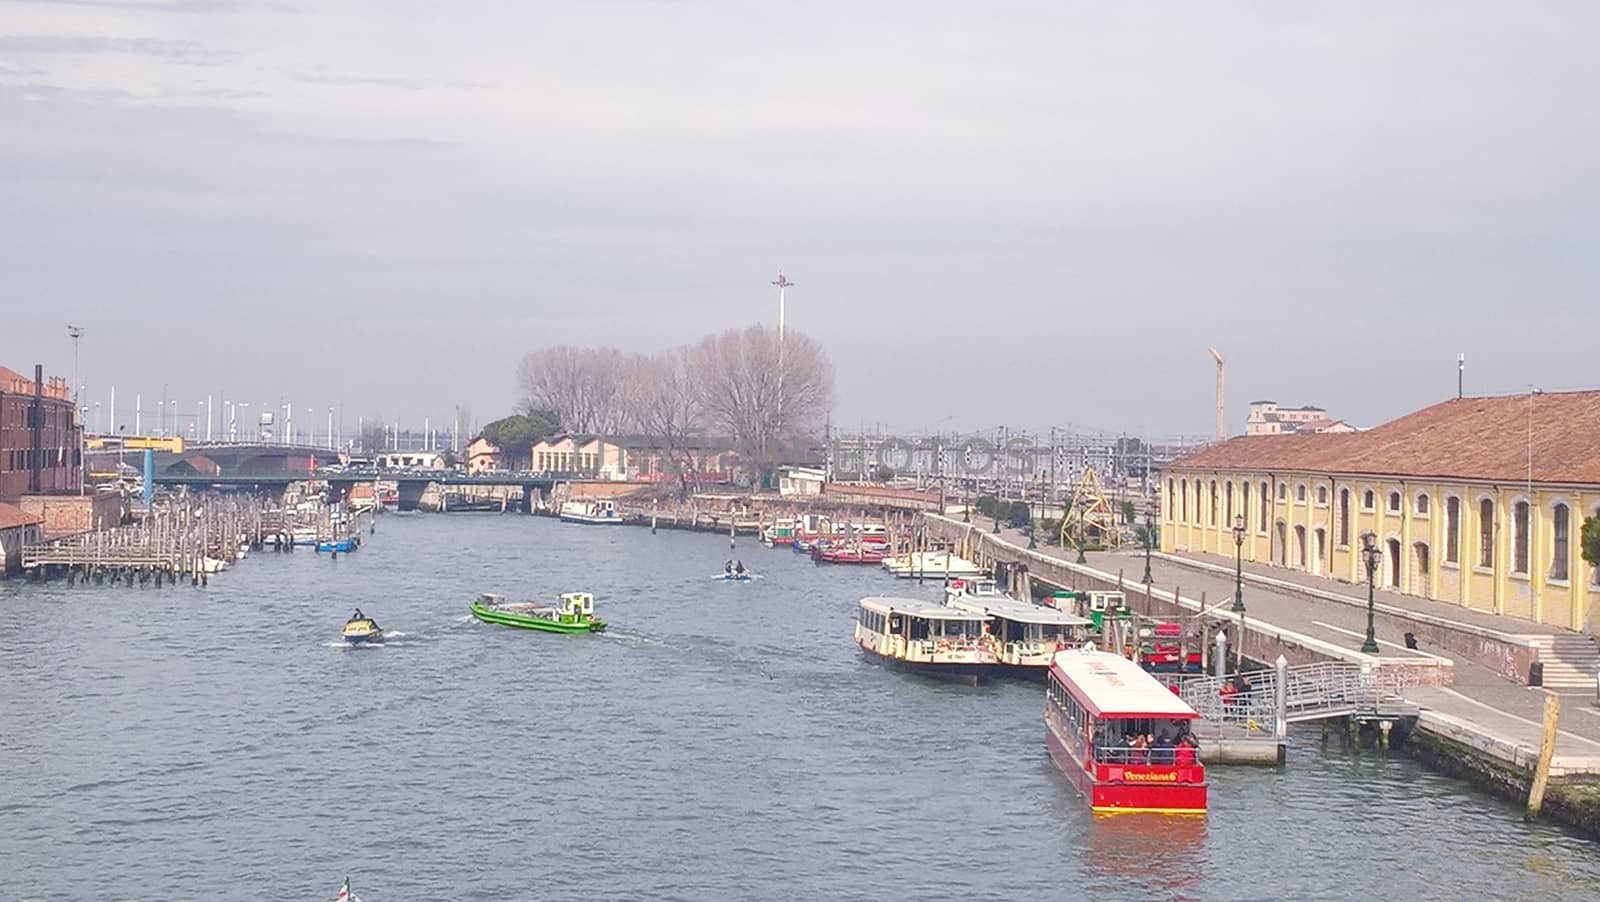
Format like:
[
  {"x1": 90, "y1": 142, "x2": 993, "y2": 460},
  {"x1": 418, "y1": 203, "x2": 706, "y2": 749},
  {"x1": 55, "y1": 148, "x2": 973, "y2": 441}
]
[{"x1": 3, "y1": 1, "x2": 1597, "y2": 441}]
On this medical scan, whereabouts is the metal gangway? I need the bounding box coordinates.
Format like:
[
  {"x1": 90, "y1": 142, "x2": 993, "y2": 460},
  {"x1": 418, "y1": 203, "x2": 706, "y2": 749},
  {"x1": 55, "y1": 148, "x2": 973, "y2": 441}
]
[{"x1": 1160, "y1": 660, "x2": 1422, "y2": 736}]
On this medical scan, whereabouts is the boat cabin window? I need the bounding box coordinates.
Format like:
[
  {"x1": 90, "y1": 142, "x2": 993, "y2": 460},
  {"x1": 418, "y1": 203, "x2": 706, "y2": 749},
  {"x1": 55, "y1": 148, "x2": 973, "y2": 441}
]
[
  {"x1": 1091, "y1": 717, "x2": 1198, "y2": 763},
  {"x1": 906, "y1": 617, "x2": 983, "y2": 641},
  {"x1": 858, "y1": 608, "x2": 890, "y2": 633}
]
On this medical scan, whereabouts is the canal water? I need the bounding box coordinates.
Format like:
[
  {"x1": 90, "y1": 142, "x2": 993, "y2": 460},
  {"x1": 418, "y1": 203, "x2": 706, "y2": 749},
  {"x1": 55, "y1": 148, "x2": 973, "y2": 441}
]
[{"x1": 2, "y1": 514, "x2": 1595, "y2": 901}]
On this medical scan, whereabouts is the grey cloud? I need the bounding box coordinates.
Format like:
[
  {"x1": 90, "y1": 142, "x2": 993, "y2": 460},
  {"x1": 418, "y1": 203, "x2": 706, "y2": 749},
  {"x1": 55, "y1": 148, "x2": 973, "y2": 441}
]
[
  {"x1": 287, "y1": 70, "x2": 485, "y2": 93},
  {"x1": 0, "y1": 35, "x2": 226, "y2": 62}
]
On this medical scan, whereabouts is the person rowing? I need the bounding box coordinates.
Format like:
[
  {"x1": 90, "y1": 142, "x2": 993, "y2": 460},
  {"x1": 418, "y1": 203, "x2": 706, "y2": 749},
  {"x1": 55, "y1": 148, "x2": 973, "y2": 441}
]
[
  {"x1": 734, "y1": 560, "x2": 746, "y2": 576},
  {"x1": 724, "y1": 560, "x2": 734, "y2": 576},
  {"x1": 350, "y1": 608, "x2": 365, "y2": 622}
]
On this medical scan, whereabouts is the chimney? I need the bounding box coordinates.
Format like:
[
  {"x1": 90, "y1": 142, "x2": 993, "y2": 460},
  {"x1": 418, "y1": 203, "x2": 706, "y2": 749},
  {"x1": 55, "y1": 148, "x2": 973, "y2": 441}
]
[{"x1": 30, "y1": 363, "x2": 44, "y2": 493}]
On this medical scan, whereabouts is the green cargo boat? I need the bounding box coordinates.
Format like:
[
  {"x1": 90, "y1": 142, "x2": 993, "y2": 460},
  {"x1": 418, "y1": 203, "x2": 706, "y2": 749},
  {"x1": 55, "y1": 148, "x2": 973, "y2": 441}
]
[{"x1": 470, "y1": 592, "x2": 607, "y2": 634}]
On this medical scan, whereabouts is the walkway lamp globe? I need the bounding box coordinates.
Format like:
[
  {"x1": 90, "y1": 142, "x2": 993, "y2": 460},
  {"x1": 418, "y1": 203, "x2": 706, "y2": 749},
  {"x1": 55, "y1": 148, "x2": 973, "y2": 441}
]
[
  {"x1": 1230, "y1": 515, "x2": 1247, "y2": 613},
  {"x1": 1359, "y1": 532, "x2": 1381, "y2": 654}
]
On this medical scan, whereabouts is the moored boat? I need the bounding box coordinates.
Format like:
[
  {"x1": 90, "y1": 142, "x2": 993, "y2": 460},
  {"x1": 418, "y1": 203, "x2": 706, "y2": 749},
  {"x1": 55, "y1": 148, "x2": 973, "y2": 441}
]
[
  {"x1": 814, "y1": 541, "x2": 889, "y2": 564},
  {"x1": 1045, "y1": 645, "x2": 1207, "y2": 815},
  {"x1": 881, "y1": 550, "x2": 984, "y2": 580},
  {"x1": 945, "y1": 583, "x2": 1092, "y2": 679},
  {"x1": 762, "y1": 518, "x2": 798, "y2": 547},
  {"x1": 316, "y1": 536, "x2": 358, "y2": 553},
  {"x1": 471, "y1": 592, "x2": 607, "y2": 633},
  {"x1": 558, "y1": 499, "x2": 623, "y2": 525},
  {"x1": 855, "y1": 596, "x2": 996, "y2": 685},
  {"x1": 342, "y1": 610, "x2": 384, "y2": 644}
]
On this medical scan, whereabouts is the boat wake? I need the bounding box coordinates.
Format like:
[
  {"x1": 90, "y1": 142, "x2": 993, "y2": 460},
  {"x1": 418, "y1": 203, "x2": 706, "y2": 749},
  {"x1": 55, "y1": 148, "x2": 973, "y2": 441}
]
[{"x1": 708, "y1": 574, "x2": 761, "y2": 581}]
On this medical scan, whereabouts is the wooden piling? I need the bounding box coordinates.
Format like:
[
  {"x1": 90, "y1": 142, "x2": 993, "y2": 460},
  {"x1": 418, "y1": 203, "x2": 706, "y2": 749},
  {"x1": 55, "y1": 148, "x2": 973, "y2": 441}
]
[{"x1": 1526, "y1": 693, "x2": 1562, "y2": 820}]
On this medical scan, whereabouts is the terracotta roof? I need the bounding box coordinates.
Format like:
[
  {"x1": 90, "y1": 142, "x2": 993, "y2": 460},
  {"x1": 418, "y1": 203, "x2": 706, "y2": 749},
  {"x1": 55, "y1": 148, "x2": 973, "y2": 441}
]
[
  {"x1": 1174, "y1": 391, "x2": 1600, "y2": 485},
  {"x1": 0, "y1": 502, "x2": 43, "y2": 530}
]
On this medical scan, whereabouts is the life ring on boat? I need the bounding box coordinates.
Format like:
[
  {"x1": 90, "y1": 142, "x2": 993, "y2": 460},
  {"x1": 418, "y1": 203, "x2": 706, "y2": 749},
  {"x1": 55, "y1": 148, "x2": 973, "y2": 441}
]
[{"x1": 937, "y1": 640, "x2": 951, "y2": 652}]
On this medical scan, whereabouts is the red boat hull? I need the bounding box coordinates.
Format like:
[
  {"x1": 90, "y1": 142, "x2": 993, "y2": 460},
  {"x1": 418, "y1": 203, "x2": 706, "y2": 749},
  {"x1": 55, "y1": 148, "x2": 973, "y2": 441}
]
[{"x1": 1045, "y1": 722, "x2": 1207, "y2": 815}]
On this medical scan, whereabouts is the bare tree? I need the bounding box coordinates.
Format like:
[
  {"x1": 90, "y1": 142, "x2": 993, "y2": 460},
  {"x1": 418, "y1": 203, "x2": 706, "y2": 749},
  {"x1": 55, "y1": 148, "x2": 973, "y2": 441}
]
[
  {"x1": 627, "y1": 346, "x2": 710, "y2": 493},
  {"x1": 691, "y1": 325, "x2": 832, "y2": 477},
  {"x1": 517, "y1": 346, "x2": 633, "y2": 434}
]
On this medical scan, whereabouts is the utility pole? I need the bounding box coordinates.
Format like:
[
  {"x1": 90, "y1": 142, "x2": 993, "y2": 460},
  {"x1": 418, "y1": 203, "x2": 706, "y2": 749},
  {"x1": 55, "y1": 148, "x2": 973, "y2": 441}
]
[{"x1": 1458, "y1": 352, "x2": 1465, "y2": 400}]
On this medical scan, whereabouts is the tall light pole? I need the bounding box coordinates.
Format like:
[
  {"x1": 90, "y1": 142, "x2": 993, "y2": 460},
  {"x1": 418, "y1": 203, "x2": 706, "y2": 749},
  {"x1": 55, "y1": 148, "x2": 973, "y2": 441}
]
[
  {"x1": 1360, "y1": 532, "x2": 1381, "y2": 653},
  {"x1": 771, "y1": 272, "x2": 793, "y2": 342},
  {"x1": 66, "y1": 325, "x2": 83, "y2": 406}
]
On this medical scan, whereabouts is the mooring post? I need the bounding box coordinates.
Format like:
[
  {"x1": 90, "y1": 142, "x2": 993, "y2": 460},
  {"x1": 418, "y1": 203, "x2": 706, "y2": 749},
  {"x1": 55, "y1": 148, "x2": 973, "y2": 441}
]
[
  {"x1": 1274, "y1": 654, "x2": 1289, "y2": 765},
  {"x1": 1526, "y1": 693, "x2": 1562, "y2": 820},
  {"x1": 1214, "y1": 631, "x2": 1228, "y2": 678}
]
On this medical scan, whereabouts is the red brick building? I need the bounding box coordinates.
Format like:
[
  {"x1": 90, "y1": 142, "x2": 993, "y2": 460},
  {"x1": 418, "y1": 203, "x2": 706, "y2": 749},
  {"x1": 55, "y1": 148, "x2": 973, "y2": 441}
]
[{"x1": 0, "y1": 364, "x2": 84, "y2": 500}]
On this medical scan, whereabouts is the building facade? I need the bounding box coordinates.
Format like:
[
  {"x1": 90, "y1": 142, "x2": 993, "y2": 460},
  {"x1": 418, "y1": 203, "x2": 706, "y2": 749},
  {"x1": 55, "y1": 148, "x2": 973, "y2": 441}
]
[
  {"x1": 1164, "y1": 392, "x2": 1600, "y2": 631},
  {"x1": 0, "y1": 502, "x2": 45, "y2": 573},
  {"x1": 1244, "y1": 401, "x2": 1354, "y2": 436},
  {"x1": 0, "y1": 365, "x2": 83, "y2": 500},
  {"x1": 466, "y1": 437, "x2": 503, "y2": 473}
]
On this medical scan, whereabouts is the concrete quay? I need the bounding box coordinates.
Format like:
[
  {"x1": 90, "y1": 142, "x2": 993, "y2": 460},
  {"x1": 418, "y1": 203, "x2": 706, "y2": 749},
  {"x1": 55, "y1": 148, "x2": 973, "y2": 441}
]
[{"x1": 921, "y1": 514, "x2": 1600, "y2": 835}]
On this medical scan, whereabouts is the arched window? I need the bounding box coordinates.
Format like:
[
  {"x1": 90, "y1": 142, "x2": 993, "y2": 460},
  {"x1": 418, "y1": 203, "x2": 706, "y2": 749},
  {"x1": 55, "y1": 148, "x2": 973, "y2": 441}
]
[
  {"x1": 1415, "y1": 494, "x2": 1430, "y2": 516},
  {"x1": 1445, "y1": 497, "x2": 1460, "y2": 564},
  {"x1": 1180, "y1": 479, "x2": 1188, "y2": 523},
  {"x1": 1167, "y1": 479, "x2": 1176, "y2": 521},
  {"x1": 1210, "y1": 481, "x2": 1219, "y2": 526},
  {"x1": 1259, "y1": 481, "x2": 1269, "y2": 532},
  {"x1": 1363, "y1": 489, "x2": 1375, "y2": 511},
  {"x1": 1551, "y1": 503, "x2": 1570, "y2": 581},
  {"x1": 1316, "y1": 485, "x2": 1328, "y2": 506},
  {"x1": 1478, "y1": 499, "x2": 1495, "y2": 568},
  {"x1": 1338, "y1": 489, "x2": 1350, "y2": 547},
  {"x1": 1296, "y1": 484, "x2": 1307, "y2": 503},
  {"x1": 1277, "y1": 482, "x2": 1287, "y2": 501},
  {"x1": 1512, "y1": 500, "x2": 1530, "y2": 574},
  {"x1": 1387, "y1": 491, "x2": 1401, "y2": 513},
  {"x1": 1225, "y1": 481, "x2": 1234, "y2": 523},
  {"x1": 1242, "y1": 482, "x2": 1251, "y2": 526}
]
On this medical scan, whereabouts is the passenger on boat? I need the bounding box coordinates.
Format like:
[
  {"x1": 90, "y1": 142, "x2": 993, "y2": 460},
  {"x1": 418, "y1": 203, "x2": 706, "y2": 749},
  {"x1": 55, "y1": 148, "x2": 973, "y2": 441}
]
[
  {"x1": 350, "y1": 608, "x2": 365, "y2": 622},
  {"x1": 1152, "y1": 732, "x2": 1176, "y2": 765},
  {"x1": 1129, "y1": 733, "x2": 1150, "y2": 764},
  {"x1": 734, "y1": 560, "x2": 745, "y2": 575},
  {"x1": 724, "y1": 561, "x2": 734, "y2": 576},
  {"x1": 1174, "y1": 735, "x2": 1198, "y2": 766}
]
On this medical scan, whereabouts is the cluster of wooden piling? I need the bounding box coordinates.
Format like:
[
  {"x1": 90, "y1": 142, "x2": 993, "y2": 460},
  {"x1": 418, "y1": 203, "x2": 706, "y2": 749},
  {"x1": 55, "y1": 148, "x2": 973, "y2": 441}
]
[{"x1": 20, "y1": 494, "x2": 307, "y2": 586}]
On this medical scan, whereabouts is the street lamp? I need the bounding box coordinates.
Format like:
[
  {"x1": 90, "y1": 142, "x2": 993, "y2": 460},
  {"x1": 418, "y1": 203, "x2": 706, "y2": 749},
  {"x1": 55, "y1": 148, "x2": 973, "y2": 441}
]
[
  {"x1": 1075, "y1": 497, "x2": 1091, "y2": 564},
  {"x1": 1359, "y1": 532, "x2": 1381, "y2": 653},
  {"x1": 1230, "y1": 514, "x2": 1247, "y2": 613},
  {"x1": 1142, "y1": 508, "x2": 1155, "y2": 584}
]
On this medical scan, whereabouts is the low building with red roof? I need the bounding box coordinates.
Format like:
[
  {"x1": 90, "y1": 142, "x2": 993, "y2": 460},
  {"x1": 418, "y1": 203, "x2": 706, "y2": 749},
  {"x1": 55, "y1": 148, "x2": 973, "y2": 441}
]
[{"x1": 1163, "y1": 391, "x2": 1600, "y2": 630}]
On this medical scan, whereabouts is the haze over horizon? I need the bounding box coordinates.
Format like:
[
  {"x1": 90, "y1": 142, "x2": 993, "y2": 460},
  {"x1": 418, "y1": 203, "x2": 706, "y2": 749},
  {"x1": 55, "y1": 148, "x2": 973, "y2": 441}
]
[{"x1": 4, "y1": 1, "x2": 1597, "y2": 440}]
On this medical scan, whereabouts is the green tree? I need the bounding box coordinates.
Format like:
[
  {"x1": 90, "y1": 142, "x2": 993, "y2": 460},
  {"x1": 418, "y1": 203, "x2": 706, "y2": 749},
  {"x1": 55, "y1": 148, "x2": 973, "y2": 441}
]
[
  {"x1": 1120, "y1": 499, "x2": 1136, "y2": 525},
  {"x1": 481, "y1": 410, "x2": 560, "y2": 457},
  {"x1": 975, "y1": 494, "x2": 1000, "y2": 518},
  {"x1": 1007, "y1": 500, "x2": 1032, "y2": 528},
  {"x1": 871, "y1": 464, "x2": 896, "y2": 483},
  {"x1": 1582, "y1": 515, "x2": 1600, "y2": 579}
]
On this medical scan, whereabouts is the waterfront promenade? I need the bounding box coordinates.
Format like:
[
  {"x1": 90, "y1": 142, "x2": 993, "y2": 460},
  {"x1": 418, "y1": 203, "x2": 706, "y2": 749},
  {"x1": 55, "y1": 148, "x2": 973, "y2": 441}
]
[{"x1": 932, "y1": 516, "x2": 1600, "y2": 777}]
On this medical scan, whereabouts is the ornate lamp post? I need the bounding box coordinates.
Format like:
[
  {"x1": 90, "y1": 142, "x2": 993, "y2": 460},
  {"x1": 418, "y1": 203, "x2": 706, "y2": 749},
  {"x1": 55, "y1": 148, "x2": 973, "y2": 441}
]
[
  {"x1": 1230, "y1": 515, "x2": 1247, "y2": 613},
  {"x1": 1142, "y1": 509, "x2": 1155, "y2": 584},
  {"x1": 1075, "y1": 497, "x2": 1090, "y2": 564},
  {"x1": 1359, "y1": 532, "x2": 1381, "y2": 653}
]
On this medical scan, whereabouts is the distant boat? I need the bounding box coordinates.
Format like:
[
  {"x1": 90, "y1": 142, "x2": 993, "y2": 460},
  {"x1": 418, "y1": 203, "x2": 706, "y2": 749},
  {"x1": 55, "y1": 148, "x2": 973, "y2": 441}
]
[
  {"x1": 332, "y1": 876, "x2": 363, "y2": 901},
  {"x1": 881, "y1": 550, "x2": 984, "y2": 579},
  {"x1": 558, "y1": 499, "x2": 623, "y2": 525},
  {"x1": 341, "y1": 612, "x2": 384, "y2": 644}
]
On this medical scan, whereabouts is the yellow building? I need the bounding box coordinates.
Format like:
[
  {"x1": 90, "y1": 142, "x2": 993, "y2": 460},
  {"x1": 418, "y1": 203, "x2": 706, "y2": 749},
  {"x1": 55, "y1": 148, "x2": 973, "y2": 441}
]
[{"x1": 1162, "y1": 391, "x2": 1600, "y2": 631}]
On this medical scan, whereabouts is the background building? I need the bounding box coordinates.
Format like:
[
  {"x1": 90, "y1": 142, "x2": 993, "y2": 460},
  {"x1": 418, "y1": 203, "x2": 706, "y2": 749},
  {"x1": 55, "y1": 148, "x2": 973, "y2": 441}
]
[
  {"x1": 1244, "y1": 401, "x2": 1356, "y2": 436},
  {"x1": 0, "y1": 364, "x2": 83, "y2": 500},
  {"x1": 1164, "y1": 391, "x2": 1600, "y2": 631}
]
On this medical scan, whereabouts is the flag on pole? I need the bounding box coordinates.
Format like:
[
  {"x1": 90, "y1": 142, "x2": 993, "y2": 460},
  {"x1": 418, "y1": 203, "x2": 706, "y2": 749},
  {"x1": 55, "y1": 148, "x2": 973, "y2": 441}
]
[{"x1": 335, "y1": 878, "x2": 350, "y2": 901}]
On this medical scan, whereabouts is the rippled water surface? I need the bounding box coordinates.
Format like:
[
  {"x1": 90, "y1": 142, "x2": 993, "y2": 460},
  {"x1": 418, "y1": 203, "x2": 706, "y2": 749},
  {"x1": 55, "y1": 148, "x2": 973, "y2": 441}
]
[{"x1": 2, "y1": 514, "x2": 1596, "y2": 901}]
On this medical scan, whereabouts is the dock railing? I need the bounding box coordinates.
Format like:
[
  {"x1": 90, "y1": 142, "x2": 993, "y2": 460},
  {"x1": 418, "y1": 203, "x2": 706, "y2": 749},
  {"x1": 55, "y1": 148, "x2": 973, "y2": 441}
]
[{"x1": 1167, "y1": 661, "x2": 1421, "y2": 732}]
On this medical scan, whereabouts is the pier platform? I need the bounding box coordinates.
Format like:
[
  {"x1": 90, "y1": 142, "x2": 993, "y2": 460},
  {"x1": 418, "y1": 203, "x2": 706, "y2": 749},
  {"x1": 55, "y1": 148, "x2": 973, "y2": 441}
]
[{"x1": 923, "y1": 515, "x2": 1600, "y2": 778}]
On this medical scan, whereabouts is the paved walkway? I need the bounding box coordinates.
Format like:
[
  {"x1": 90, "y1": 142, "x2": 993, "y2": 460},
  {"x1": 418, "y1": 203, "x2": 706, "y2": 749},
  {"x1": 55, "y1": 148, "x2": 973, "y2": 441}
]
[{"x1": 963, "y1": 522, "x2": 1600, "y2": 772}]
